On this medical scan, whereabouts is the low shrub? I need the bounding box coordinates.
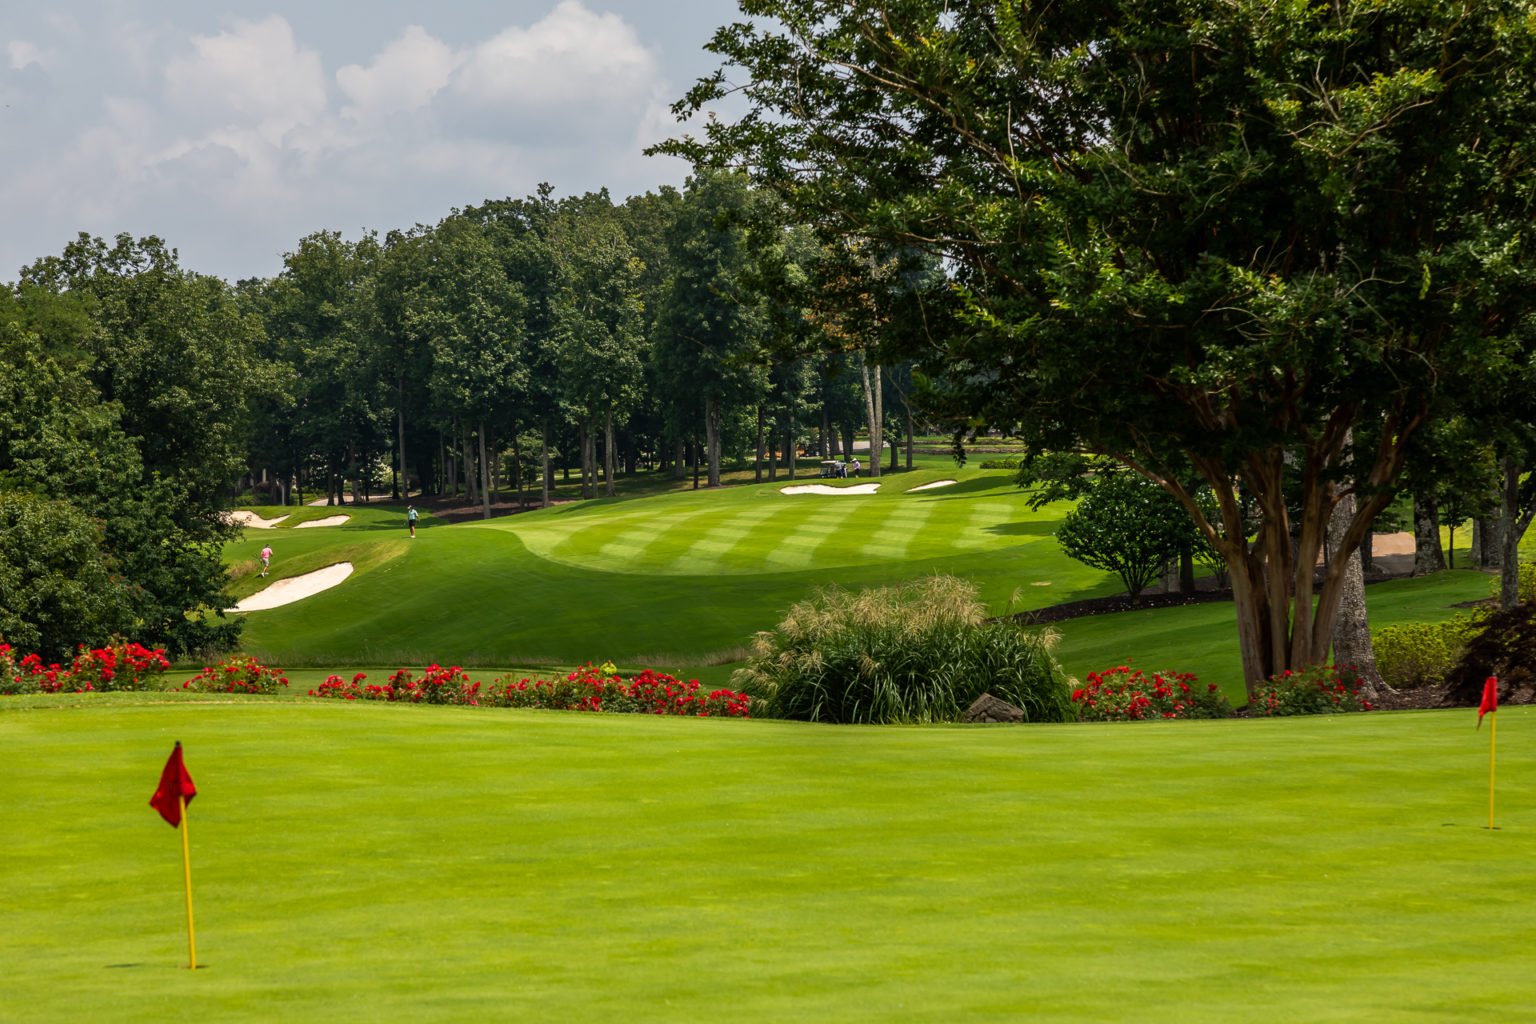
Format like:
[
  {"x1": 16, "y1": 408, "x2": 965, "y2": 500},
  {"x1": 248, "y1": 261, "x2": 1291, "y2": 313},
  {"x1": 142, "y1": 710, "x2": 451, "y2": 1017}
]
[
  {"x1": 1372, "y1": 615, "x2": 1483, "y2": 690},
  {"x1": 307, "y1": 663, "x2": 752, "y2": 717},
  {"x1": 67, "y1": 640, "x2": 171, "y2": 692},
  {"x1": 1445, "y1": 602, "x2": 1536, "y2": 706},
  {"x1": 1248, "y1": 665, "x2": 1373, "y2": 716},
  {"x1": 0, "y1": 638, "x2": 169, "y2": 694},
  {"x1": 1072, "y1": 666, "x2": 1233, "y2": 721},
  {"x1": 1488, "y1": 561, "x2": 1536, "y2": 604},
  {"x1": 181, "y1": 655, "x2": 289, "y2": 695},
  {"x1": 979, "y1": 457, "x2": 1021, "y2": 470},
  {"x1": 734, "y1": 576, "x2": 1073, "y2": 724}
]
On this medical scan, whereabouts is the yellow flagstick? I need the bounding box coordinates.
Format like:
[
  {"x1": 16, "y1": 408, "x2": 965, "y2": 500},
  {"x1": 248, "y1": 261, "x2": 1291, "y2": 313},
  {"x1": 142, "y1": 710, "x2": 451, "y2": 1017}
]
[
  {"x1": 179, "y1": 794, "x2": 197, "y2": 969},
  {"x1": 1487, "y1": 713, "x2": 1497, "y2": 831}
]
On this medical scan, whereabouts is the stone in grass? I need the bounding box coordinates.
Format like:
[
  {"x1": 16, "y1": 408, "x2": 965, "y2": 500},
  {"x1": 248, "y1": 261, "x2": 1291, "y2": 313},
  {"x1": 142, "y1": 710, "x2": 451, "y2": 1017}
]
[{"x1": 962, "y1": 693, "x2": 1025, "y2": 724}]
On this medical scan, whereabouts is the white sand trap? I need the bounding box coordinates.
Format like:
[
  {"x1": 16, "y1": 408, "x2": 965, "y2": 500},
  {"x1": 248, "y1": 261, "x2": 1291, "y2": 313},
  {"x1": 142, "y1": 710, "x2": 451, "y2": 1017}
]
[
  {"x1": 780, "y1": 483, "x2": 882, "y2": 495},
  {"x1": 230, "y1": 563, "x2": 354, "y2": 612},
  {"x1": 295, "y1": 514, "x2": 350, "y2": 528},
  {"x1": 909, "y1": 479, "x2": 957, "y2": 492},
  {"x1": 225, "y1": 510, "x2": 290, "y2": 529}
]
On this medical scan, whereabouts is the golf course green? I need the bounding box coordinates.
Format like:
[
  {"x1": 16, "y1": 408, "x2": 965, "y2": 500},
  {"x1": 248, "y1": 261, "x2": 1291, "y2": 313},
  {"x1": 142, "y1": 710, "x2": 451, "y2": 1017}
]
[
  {"x1": 3, "y1": 695, "x2": 1529, "y2": 1022},
  {"x1": 6, "y1": 460, "x2": 1525, "y2": 1022}
]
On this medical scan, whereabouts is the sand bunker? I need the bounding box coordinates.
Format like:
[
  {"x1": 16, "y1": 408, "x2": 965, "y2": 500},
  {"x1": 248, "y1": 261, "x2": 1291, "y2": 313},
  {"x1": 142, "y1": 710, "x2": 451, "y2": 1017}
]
[
  {"x1": 295, "y1": 515, "x2": 350, "y2": 528},
  {"x1": 226, "y1": 510, "x2": 290, "y2": 529},
  {"x1": 908, "y1": 479, "x2": 957, "y2": 492},
  {"x1": 230, "y1": 563, "x2": 354, "y2": 612},
  {"x1": 780, "y1": 483, "x2": 882, "y2": 495}
]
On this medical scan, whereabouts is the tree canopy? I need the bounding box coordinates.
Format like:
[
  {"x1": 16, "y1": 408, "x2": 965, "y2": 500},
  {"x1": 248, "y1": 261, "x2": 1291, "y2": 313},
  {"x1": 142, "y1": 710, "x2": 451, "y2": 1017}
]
[{"x1": 661, "y1": 0, "x2": 1536, "y2": 694}]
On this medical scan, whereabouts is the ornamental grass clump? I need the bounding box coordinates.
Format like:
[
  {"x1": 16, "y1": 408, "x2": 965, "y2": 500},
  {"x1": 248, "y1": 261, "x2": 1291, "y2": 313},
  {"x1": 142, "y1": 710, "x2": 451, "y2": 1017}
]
[{"x1": 735, "y1": 575, "x2": 1072, "y2": 724}]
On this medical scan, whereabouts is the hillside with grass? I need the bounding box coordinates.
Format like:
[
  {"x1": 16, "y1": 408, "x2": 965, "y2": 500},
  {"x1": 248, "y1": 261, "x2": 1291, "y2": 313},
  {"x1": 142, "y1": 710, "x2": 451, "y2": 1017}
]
[{"x1": 222, "y1": 459, "x2": 1496, "y2": 700}]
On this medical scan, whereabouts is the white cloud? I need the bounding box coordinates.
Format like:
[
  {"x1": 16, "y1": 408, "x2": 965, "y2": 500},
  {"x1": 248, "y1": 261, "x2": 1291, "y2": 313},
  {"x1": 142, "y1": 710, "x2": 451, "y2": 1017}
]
[
  {"x1": 8, "y1": 40, "x2": 49, "y2": 70},
  {"x1": 163, "y1": 16, "x2": 328, "y2": 143},
  {"x1": 454, "y1": 1, "x2": 660, "y2": 111},
  {"x1": 337, "y1": 25, "x2": 459, "y2": 121}
]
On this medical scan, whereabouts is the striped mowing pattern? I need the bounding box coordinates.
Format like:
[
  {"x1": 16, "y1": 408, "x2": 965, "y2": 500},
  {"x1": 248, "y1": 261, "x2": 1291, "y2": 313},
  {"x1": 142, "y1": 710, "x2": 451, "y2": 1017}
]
[{"x1": 510, "y1": 484, "x2": 1054, "y2": 576}]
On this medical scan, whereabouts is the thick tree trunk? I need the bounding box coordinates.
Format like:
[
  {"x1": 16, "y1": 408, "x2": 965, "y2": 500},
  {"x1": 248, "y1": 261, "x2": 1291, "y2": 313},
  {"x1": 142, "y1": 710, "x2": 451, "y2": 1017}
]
[
  {"x1": 1498, "y1": 460, "x2": 1536, "y2": 609},
  {"x1": 1413, "y1": 495, "x2": 1445, "y2": 575},
  {"x1": 673, "y1": 435, "x2": 687, "y2": 480},
  {"x1": 1329, "y1": 485, "x2": 1381, "y2": 693}
]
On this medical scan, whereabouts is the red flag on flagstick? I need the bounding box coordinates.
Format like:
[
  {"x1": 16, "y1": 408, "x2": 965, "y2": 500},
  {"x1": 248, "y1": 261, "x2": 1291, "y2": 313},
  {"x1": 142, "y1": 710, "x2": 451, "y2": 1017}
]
[
  {"x1": 150, "y1": 741, "x2": 197, "y2": 826},
  {"x1": 1478, "y1": 677, "x2": 1498, "y2": 730}
]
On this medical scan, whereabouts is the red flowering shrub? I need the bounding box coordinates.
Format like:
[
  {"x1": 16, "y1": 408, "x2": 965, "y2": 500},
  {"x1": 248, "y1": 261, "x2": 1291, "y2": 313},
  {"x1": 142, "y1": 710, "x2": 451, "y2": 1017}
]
[
  {"x1": 181, "y1": 655, "x2": 289, "y2": 695},
  {"x1": 1249, "y1": 664, "x2": 1373, "y2": 716},
  {"x1": 0, "y1": 642, "x2": 22, "y2": 695},
  {"x1": 482, "y1": 664, "x2": 751, "y2": 717},
  {"x1": 306, "y1": 661, "x2": 752, "y2": 718},
  {"x1": 1072, "y1": 666, "x2": 1233, "y2": 721},
  {"x1": 68, "y1": 640, "x2": 171, "y2": 692},
  {"x1": 0, "y1": 638, "x2": 169, "y2": 694}
]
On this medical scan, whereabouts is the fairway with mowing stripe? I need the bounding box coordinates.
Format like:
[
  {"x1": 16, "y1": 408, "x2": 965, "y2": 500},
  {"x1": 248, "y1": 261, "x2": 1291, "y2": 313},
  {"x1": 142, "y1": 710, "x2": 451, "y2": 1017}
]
[
  {"x1": 231, "y1": 466, "x2": 1116, "y2": 668},
  {"x1": 505, "y1": 481, "x2": 1042, "y2": 575}
]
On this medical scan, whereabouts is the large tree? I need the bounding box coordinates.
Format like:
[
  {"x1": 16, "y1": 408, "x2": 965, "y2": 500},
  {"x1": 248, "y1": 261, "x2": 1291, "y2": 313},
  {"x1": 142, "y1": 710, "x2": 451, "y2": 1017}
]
[{"x1": 663, "y1": 1, "x2": 1536, "y2": 696}]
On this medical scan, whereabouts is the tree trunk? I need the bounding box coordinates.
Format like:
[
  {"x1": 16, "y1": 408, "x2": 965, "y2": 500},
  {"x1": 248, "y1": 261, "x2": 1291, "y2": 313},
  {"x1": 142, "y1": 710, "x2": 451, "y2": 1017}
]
[
  {"x1": 788, "y1": 409, "x2": 798, "y2": 479},
  {"x1": 396, "y1": 381, "x2": 408, "y2": 500},
  {"x1": 512, "y1": 432, "x2": 524, "y2": 510},
  {"x1": 858, "y1": 352, "x2": 883, "y2": 478},
  {"x1": 905, "y1": 403, "x2": 914, "y2": 471},
  {"x1": 1412, "y1": 495, "x2": 1445, "y2": 575},
  {"x1": 754, "y1": 405, "x2": 765, "y2": 484},
  {"x1": 692, "y1": 433, "x2": 701, "y2": 490},
  {"x1": 540, "y1": 426, "x2": 551, "y2": 510},
  {"x1": 478, "y1": 423, "x2": 491, "y2": 520},
  {"x1": 1329, "y1": 482, "x2": 1382, "y2": 693},
  {"x1": 705, "y1": 395, "x2": 722, "y2": 487},
  {"x1": 604, "y1": 411, "x2": 617, "y2": 498},
  {"x1": 1498, "y1": 459, "x2": 1536, "y2": 609},
  {"x1": 673, "y1": 435, "x2": 687, "y2": 480}
]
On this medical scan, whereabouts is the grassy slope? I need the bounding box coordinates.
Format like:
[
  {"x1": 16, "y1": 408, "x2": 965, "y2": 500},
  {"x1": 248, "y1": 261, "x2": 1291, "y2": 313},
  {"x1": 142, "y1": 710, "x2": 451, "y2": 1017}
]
[
  {"x1": 227, "y1": 462, "x2": 1497, "y2": 697},
  {"x1": 3, "y1": 697, "x2": 1531, "y2": 1023},
  {"x1": 232, "y1": 464, "x2": 1118, "y2": 668}
]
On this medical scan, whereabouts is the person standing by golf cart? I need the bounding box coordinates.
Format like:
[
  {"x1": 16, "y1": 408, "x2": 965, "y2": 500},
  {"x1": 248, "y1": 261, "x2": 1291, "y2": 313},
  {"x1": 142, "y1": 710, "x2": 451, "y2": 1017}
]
[{"x1": 407, "y1": 504, "x2": 419, "y2": 538}]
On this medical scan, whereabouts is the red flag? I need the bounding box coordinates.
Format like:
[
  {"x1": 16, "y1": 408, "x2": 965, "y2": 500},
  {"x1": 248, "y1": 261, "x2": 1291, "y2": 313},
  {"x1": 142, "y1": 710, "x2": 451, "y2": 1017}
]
[
  {"x1": 150, "y1": 742, "x2": 196, "y2": 827},
  {"x1": 1478, "y1": 676, "x2": 1498, "y2": 730}
]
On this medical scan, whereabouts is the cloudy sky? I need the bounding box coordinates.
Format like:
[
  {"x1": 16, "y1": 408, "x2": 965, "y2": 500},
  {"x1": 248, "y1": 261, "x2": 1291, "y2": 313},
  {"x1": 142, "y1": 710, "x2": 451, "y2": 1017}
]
[{"x1": 0, "y1": 0, "x2": 746, "y2": 283}]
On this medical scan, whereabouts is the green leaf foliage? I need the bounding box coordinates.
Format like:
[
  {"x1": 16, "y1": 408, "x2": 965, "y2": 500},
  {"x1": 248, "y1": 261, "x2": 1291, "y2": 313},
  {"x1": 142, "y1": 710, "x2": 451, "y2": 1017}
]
[
  {"x1": 735, "y1": 575, "x2": 1073, "y2": 724},
  {"x1": 1054, "y1": 473, "x2": 1198, "y2": 597}
]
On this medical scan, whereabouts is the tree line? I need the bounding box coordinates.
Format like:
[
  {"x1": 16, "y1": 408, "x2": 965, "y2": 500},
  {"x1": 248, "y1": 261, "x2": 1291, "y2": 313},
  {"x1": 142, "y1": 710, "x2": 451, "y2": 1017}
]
[{"x1": 0, "y1": 172, "x2": 939, "y2": 658}]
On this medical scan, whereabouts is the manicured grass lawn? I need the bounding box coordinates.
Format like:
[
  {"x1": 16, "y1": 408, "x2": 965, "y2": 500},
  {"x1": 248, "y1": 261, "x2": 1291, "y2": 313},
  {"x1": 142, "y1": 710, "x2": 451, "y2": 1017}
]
[
  {"x1": 3, "y1": 696, "x2": 1532, "y2": 1022},
  {"x1": 230, "y1": 463, "x2": 1120, "y2": 668}
]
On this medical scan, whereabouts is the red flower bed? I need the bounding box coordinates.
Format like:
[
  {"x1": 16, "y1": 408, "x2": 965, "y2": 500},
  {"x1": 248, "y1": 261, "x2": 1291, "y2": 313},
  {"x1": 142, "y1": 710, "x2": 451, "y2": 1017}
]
[
  {"x1": 0, "y1": 639, "x2": 170, "y2": 694},
  {"x1": 1072, "y1": 666, "x2": 1233, "y2": 721},
  {"x1": 181, "y1": 655, "x2": 289, "y2": 695},
  {"x1": 309, "y1": 662, "x2": 752, "y2": 717}
]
